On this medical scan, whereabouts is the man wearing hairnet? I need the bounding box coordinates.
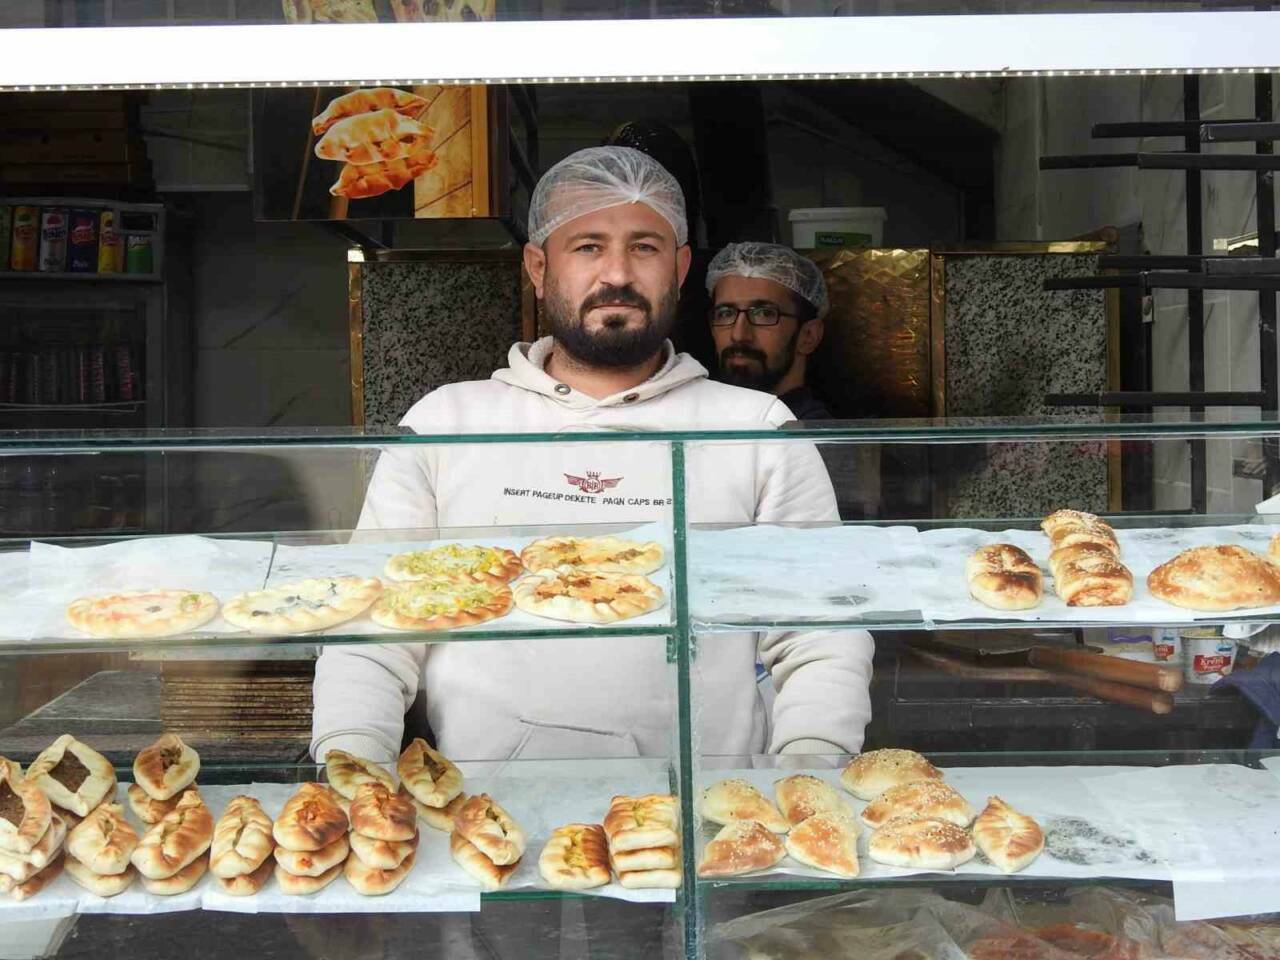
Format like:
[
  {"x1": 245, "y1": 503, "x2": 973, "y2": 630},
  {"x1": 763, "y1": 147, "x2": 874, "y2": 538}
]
[
  {"x1": 311, "y1": 147, "x2": 873, "y2": 772},
  {"x1": 708, "y1": 241, "x2": 832, "y2": 420}
]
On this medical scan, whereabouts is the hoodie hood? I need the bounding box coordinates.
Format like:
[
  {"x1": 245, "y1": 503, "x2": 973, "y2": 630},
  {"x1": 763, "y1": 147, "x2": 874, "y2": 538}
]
[{"x1": 491, "y1": 336, "x2": 708, "y2": 410}]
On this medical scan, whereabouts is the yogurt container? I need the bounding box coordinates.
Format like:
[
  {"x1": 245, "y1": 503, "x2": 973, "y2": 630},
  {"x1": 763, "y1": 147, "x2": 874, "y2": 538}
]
[
  {"x1": 1180, "y1": 628, "x2": 1236, "y2": 684},
  {"x1": 1152, "y1": 627, "x2": 1183, "y2": 664}
]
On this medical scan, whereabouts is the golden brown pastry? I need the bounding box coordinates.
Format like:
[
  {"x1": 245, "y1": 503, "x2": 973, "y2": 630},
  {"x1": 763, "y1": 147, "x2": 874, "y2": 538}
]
[
  {"x1": 397, "y1": 738, "x2": 463, "y2": 809},
  {"x1": 1050, "y1": 543, "x2": 1134, "y2": 607},
  {"x1": 349, "y1": 783, "x2": 418, "y2": 842},
  {"x1": 133, "y1": 733, "x2": 200, "y2": 802},
  {"x1": 25, "y1": 734, "x2": 116, "y2": 817},
  {"x1": 349, "y1": 829, "x2": 417, "y2": 870},
  {"x1": 344, "y1": 846, "x2": 416, "y2": 896},
  {"x1": 214, "y1": 856, "x2": 273, "y2": 896},
  {"x1": 867, "y1": 816, "x2": 976, "y2": 870},
  {"x1": 840, "y1": 749, "x2": 943, "y2": 801},
  {"x1": 0, "y1": 762, "x2": 52, "y2": 854},
  {"x1": 315, "y1": 109, "x2": 433, "y2": 165},
  {"x1": 312, "y1": 87, "x2": 428, "y2": 136},
  {"x1": 1270, "y1": 532, "x2": 1280, "y2": 567},
  {"x1": 615, "y1": 866, "x2": 681, "y2": 889},
  {"x1": 972, "y1": 796, "x2": 1044, "y2": 874},
  {"x1": 774, "y1": 775, "x2": 854, "y2": 826},
  {"x1": 324, "y1": 750, "x2": 396, "y2": 801},
  {"x1": 859, "y1": 780, "x2": 975, "y2": 830},
  {"x1": 330, "y1": 150, "x2": 439, "y2": 200},
  {"x1": 400, "y1": 786, "x2": 467, "y2": 833},
  {"x1": 697, "y1": 820, "x2": 785, "y2": 878},
  {"x1": 450, "y1": 830, "x2": 519, "y2": 891},
  {"x1": 1041, "y1": 509, "x2": 1120, "y2": 555},
  {"x1": 140, "y1": 852, "x2": 207, "y2": 896},
  {"x1": 210, "y1": 796, "x2": 274, "y2": 879},
  {"x1": 538, "y1": 823, "x2": 610, "y2": 890},
  {"x1": 128, "y1": 782, "x2": 194, "y2": 825},
  {"x1": 0, "y1": 812, "x2": 66, "y2": 881},
  {"x1": 1148, "y1": 545, "x2": 1280, "y2": 611},
  {"x1": 603, "y1": 794, "x2": 679, "y2": 853},
  {"x1": 273, "y1": 835, "x2": 349, "y2": 877},
  {"x1": 0, "y1": 757, "x2": 22, "y2": 786},
  {"x1": 130, "y1": 789, "x2": 213, "y2": 880},
  {"x1": 784, "y1": 813, "x2": 860, "y2": 878},
  {"x1": 65, "y1": 857, "x2": 136, "y2": 897},
  {"x1": 66, "y1": 802, "x2": 137, "y2": 875},
  {"x1": 6, "y1": 853, "x2": 63, "y2": 901},
  {"x1": 453, "y1": 794, "x2": 525, "y2": 866},
  {"x1": 275, "y1": 859, "x2": 342, "y2": 895},
  {"x1": 273, "y1": 783, "x2": 349, "y2": 852},
  {"x1": 966, "y1": 544, "x2": 1043, "y2": 610},
  {"x1": 700, "y1": 779, "x2": 789, "y2": 834},
  {"x1": 610, "y1": 845, "x2": 679, "y2": 872}
]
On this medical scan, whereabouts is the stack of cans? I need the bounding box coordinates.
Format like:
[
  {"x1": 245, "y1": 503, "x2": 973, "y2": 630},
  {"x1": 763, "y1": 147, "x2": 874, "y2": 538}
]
[{"x1": 2, "y1": 203, "x2": 146, "y2": 275}]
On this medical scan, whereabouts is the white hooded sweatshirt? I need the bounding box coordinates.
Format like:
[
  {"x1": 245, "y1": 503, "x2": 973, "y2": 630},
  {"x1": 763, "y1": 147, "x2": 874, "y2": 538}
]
[{"x1": 311, "y1": 337, "x2": 873, "y2": 764}]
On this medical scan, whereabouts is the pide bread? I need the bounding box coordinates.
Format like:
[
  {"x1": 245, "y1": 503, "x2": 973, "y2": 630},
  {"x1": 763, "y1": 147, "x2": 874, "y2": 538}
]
[
  {"x1": 867, "y1": 816, "x2": 976, "y2": 871},
  {"x1": 344, "y1": 846, "x2": 416, "y2": 896},
  {"x1": 128, "y1": 783, "x2": 196, "y2": 825},
  {"x1": 774, "y1": 775, "x2": 854, "y2": 827},
  {"x1": 615, "y1": 866, "x2": 681, "y2": 889},
  {"x1": 512, "y1": 567, "x2": 664, "y2": 624},
  {"x1": 25, "y1": 734, "x2": 116, "y2": 817},
  {"x1": 1148, "y1": 545, "x2": 1280, "y2": 611},
  {"x1": 6, "y1": 854, "x2": 63, "y2": 901},
  {"x1": 0, "y1": 762, "x2": 52, "y2": 854},
  {"x1": 840, "y1": 749, "x2": 942, "y2": 801},
  {"x1": 965, "y1": 545, "x2": 1043, "y2": 611},
  {"x1": 520, "y1": 535, "x2": 665, "y2": 575},
  {"x1": 349, "y1": 829, "x2": 417, "y2": 870},
  {"x1": 972, "y1": 796, "x2": 1044, "y2": 874},
  {"x1": 0, "y1": 813, "x2": 66, "y2": 876},
  {"x1": 1050, "y1": 544, "x2": 1133, "y2": 607},
  {"x1": 696, "y1": 820, "x2": 785, "y2": 878},
  {"x1": 700, "y1": 779, "x2": 789, "y2": 834},
  {"x1": 453, "y1": 794, "x2": 525, "y2": 866},
  {"x1": 349, "y1": 783, "x2": 418, "y2": 843},
  {"x1": 859, "y1": 780, "x2": 975, "y2": 830},
  {"x1": 311, "y1": 87, "x2": 428, "y2": 137},
  {"x1": 133, "y1": 733, "x2": 200, "y2": 802},
  {"x1": 400, "y1": 786, "x2": 467, "y2": 833},
  {"x1": 397, "y1": 738, "x2": 463, "y2": 809},
  {"x1": 130, "y1": 789, "x2": 213, "y2": 880},
  {"x1": 66, "y1": 802, "x2": 137, "y2": 875},
  {"x1": 370, "y1": 577, "x2": 513, "y2": 631},
  {"x1": 603, "y1": 794, "x2": 679, "y2": 853},
  {"x1": 65, "y1": 857, "x2": 136, "y2": 897},
  {"x1": 610, "y1": 845, "x2": 679, "y2": 872},
  {"x1": 784, "y1": 813, "x2": 860, "y2": 878},
  {"x1": 275, "y1": 859, "x2": 342, "y2": 895},
  {"x1": 215, "y1": 856, "x2": 273, "y2": 896},
  {"x1": 273, "y1": 782, "x2": 349, "y2": 851},
  {"x1": 273, "y1": 834, "x2": 349, "y2": 877},
  {"x1": 314, "y1": 109, "x2": 432, "y2": 165},
  {"x1": 330, "y1": 150, "x2": 439, "y2": 201},
  {"x1": 210, "y1": 795, "x2": 274, "y2": 879},
  {"x1": 537, "y1": 823, "x2": 610, "y2": 891},
  {"x1": 221, "y1": 576, "x2": 382, "y2": 635},
  {"x1": 450, "y1": 831, "x2": 519, "y2": 891},
  {"x1": 65, "y1": 590, "x2": 218, "y2": 639},
  {"x1": 385, "y1": 545, "x2": 523, "y2": 584},
  {"x1": 323, "y1": 749, "x2": 396, "y2": 801},
  {"x1": 141, "y1": 852, "x2": 207, "y2": 896}
]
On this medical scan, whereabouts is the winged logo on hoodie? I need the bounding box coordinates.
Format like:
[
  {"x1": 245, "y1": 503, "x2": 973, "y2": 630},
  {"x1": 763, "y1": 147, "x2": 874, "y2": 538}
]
[{"x1": 565, "y1": 470, "x2": 622, "y2": 495}]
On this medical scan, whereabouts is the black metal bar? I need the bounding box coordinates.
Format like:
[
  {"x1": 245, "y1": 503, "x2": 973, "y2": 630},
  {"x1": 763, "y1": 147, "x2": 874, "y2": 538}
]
[
  {"x1": 1098, "y1": 255, "x2": 1206, "y2": 271},
  {"x1": 1257, "y1": 75, "x2": 1280, "y2": 498},
  {"x1": 1203, "y1": 121, "x2": 1280, "y2": 143},
  {"x1": 1041, "y1": 153, "x2": 1280, "y2": 171},
  {"x1": 1094, "y1": 121, "x2": 1207, "y2": 139},
  {"x1": 1045, "y1": 391, "x2": 1267, "y2": 407},
  {"x1": 1204, "y1": 257, "x2": 1280, "y2": 276},
  {"x1": 1186, "y1": 76, "x2": 1207, "y2": 515},
  {"x1": 1045, "y1": 273, "x2": 1280, "y2": 292}
]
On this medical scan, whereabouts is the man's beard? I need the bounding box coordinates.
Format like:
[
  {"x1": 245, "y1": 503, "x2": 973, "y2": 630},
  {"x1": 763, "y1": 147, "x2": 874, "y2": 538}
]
[
  {"x1": 545, "y1": 279, "x2": 679, "y2": 369},
  {"x1": 717, "y1": 329, "x2": 798, "y2": 392}
]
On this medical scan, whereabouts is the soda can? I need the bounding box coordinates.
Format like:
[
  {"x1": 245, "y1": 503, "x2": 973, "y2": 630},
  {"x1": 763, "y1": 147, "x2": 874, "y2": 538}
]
[
  {"x1": 125, "y1": 233, "x2": 154, "y2": 275},
  {"x1": 0, "y1": 207, "x2": 11, "y2": 272},
  {"x1": 10, "y1": 206, "x2": 39, "y2": 271},
  {"x1": 98, "y1": 210, "x2": 123, "y2": 274},
  {"x1": 38, "y1": 208, "x2": 68, "y2": 273},
  {"x1": 67, "y1": 209, "x2": 99, "y2": 273}
]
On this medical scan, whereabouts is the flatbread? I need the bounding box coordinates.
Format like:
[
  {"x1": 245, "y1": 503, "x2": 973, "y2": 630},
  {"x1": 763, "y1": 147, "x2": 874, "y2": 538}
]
[
  {"x1": 397, "y1": 739, "x2": 463, "y2": 808},
  {"x1": 384, "y1": 545, "x2": 523, "y2": 584},
  {"x1": 222, "y1": 577, "x2": 382, "y2": 635},
  {"x1": 520, "y1": 536, "x2": 664, "y2": 575},
  {"x1": 370, "y1": 577, "x2": 512, "y2": 631},
  {"x1": 513, "y1": 567, "x2": 664, "y2": 624},
  {"x1": 66, "y1": 590, "x2": 218, "y2": 639},
  {"x1": 312, "y1": 87, "x2": 429, "y2": 136},
  {"x1": 538, "y1": 823, "x2": 610, "y2": 891},
  {"x1": 324, "y1": 750, "x2": 395, "y2": 801},
  {"x1": 315, "y1": 109, "x2": 433, "y2": 165},
  {"x1": 330, "y1": 150, "x2": 438, "y2": 200}
]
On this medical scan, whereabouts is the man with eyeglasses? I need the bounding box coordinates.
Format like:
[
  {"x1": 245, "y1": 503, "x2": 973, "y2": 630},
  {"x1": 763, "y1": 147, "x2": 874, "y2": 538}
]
[{"x1": 707, "y1": 241, "x2": 833, "y2": 420}]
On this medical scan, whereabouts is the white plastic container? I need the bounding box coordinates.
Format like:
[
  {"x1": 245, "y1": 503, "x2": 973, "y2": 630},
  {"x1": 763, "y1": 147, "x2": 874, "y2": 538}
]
[
  {"x1": 789, "y1": 207, "x2": 887, "y2": 249},
  {"x1": 1181, "y1": 628, "x2": 1236, "y2": 684},
  {"x1": 1152, "y1": 627, "x2": 1182, "y2": 664}
]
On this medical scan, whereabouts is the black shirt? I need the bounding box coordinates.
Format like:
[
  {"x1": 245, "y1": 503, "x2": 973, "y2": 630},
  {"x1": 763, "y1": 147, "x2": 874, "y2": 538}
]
[{"x1": 778, "y1": 385, "x2": 833, "y2": 421}]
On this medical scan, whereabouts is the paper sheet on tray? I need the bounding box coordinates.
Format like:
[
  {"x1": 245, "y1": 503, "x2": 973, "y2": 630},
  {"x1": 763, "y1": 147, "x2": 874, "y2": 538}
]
[{"x1": 918, "y1": 523, "x2": 1280, "y2": 624}]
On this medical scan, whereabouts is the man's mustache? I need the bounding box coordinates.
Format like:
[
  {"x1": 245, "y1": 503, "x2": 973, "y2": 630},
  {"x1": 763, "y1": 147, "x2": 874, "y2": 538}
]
[
  {"x1": 579, "y1": 284, "x2": 652, "y2": 318},
  {"x1": 720, "y1": 345, "x2": 766, "y2": 366}
]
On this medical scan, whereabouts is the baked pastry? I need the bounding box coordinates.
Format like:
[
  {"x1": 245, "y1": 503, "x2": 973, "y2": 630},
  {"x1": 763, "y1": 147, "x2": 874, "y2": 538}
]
[
  {"x1": 867, "y1": 816, "x2": 976, "y2": 870},
  {"x1": 785, "y1": 813, "x2": 860, "y2": 878},
  {"x1": 700, "y1": 779, "x2": 789, "y2": 834},
  {"x1": 349, "y1": 829, "x2": 417, "y2": 870},
  {"x1": 276, "y1": 859, "x2": 342, "y2": 895},
  {"x1": 344, "y1": 846, "x2": 416, "y2": 896},
  {"x1": 400, "y1": 786, "x2": 467, "y2": 833},
  {"x1": 840, "y1": 749, "x2": 943, "y2": 801},
  {"x1": 25, "y1": 734, "x2": 116, "y2": 817},
  {"x1": 385, "y1": 545, "x2": 523, "y2": 584},
  {"x1": 0, "y1": 762, "x2": 51, "y2": 854},
  {"x1": 289, "y1": 0, "x2": 378, "y2": 23},
  {"x1": 312, "y1": 87, "x2": 429, "y2": 137},
  {"x1": 327, "y1": 786, "x2": 351, "y2": 820},
  {"x1": 610, "y1": 845, "x2": 679, "y2": 872},
  {"x1": 369, "y1": 575, "x2": 513, "y2": 631},
  {"x1": 128, "y1": 782, "x2": 195, "y2": 825},
  {"x1": 513, "y1": 567, "x2": 665, "y2": 624},
  {"x1": 603, "y1": 794, "x2": 679, "y2": 853},
  {"x1": 538, "y1": 823, "x2": 610, "y2": 890},
  {"x1": 397, "y1": 738, "x2": 463, "y2": 809},
  {"x1": 315, "y1": 109, "x2": 433, "y2": 165},
  {"x1": 273, "y1": 783, "x2": 349, "y2": 852},
  {"x1": 965, "y1": 544, "x2": 1043, "y2": 611},
  {"x1": 1148, "y1": 545, "x2": 1280, "y2": 611},
  {"x1": 133, "y1": 733, "x2": 200, "y2": 802},
  {"x1": 273, "y1": 834, "x2": 349, "y2": 877},
  {"x1": 330, "y1": 150, "x2": 439, "y2": 200},
  {"x1": 222, "y1": 576, "x2": 382, "y2": 635},
  {"x1": 66, "y1": 802, "x2": 137, "y2": 875},
  {"x1": 450, "y1": 831, "x2": 519, "y2": 890},
  {"x1": 0, "y1": 813, "x2": 66, "y2": 878},
  {"x1": 65, "y1": 590, "x2": 219, "y2": 639},
  {"x1": 65, "y1": 857, "x2": 136, "y2": 897},
  {"x1": 324, "y1": 750, "x2": 396, "y2": 801},
  {"x1": 520, "y1": 536, "x2": 665, "y2": 575},
  {"x1": 615, "y1": 866, "x2": 681, "y2": 889},
  {"x1": 1041, "y1": 509, "x2": 1120, "y2": 556},
  {"x1": 141, "y1": 852, "x2": 207, "y2": 896},
  {"x1": 130, "y1": 790, "x2": 213, "y2": 880},
  {"x1": 859, "y1": 780, "x2": 975, "y2": 830},
  {"x1": 697, "y1": 820, "x2": 785, "y2": 878},
  {"x1": 1050, "y1": 544, "x2": 1134, "y2": 607},
  {"x1": 0, "y1": 757, "x2": 22, "y2": 785},
  {"x1": 214, "y1": 856, "x2": 273, "y2": 896},
  {"x1": 1270, "y1": 532, "x2": 1280, "y2": 566},
  {"x1": 774, "y1": 775, "x2": 854, "y2": 826},
  {"x1": 5, "y1": 854, "x2": 63, "y2": 901},
  {"x1": 210, "y1": 795, "x2": 274, "y2": 879},
  {"x1": 349, "y1": 783, "x2": 418, "y2": 842},
  {"x1": 972, "y1": 796, "x2": 1044, "y2": 874},
  {"x1": 453, "y1": 794, "x2": 525, "y2": 866}
]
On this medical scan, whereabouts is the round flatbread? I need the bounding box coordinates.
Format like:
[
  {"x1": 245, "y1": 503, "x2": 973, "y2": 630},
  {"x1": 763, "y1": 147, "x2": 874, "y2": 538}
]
[
  {"x1": 66, "y1": 590, "x2": 218, "y2": 639},
  {"x1": 384, "y1": 545, "x2": 523, "y2": 584},
  {"x1": 370, "y1": 577, "x2": 512, "y2": 632},
  {"x1": 222, "y1": 576, "x2": 382, "y2": 635},
  {"x1": 512, "y1": 567, "x2": 664, "y2": 624},
  {"x1": 520, "y1": 536, "x2": 664, "y2": 576}
]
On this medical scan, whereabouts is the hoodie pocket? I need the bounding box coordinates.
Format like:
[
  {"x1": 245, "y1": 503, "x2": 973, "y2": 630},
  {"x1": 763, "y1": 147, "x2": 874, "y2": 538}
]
[{"x1": 510, "y1": 717, "x2": 640, "y2": 760}]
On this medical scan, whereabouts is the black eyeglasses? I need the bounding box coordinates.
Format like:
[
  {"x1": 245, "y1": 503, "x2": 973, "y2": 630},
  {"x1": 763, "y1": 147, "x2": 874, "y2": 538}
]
[{"x1": 709, "y1": 304, "x2": 801, "y2": 327}]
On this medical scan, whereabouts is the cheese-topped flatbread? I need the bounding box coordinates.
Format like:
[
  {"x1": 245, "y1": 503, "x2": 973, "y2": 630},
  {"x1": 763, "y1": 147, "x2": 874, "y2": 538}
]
[
  {"x1": 222, "y1": 576, "x2": 381, "y2": 635},
  {"x1": 385, "y1": 545, "x2": 522, "y2": 584},
  {"x1": 513, "y1": 567, "x2": 664, "y2": 624},
  {"x1": 370, "y1": 577, "x2": 512, "y2": 631},
  {"x1": 66, "y1": 590, "x2": 218, "y2": 639},
  {"x1": 520, "y1": 536, "x2": 664, "y2": 575}
]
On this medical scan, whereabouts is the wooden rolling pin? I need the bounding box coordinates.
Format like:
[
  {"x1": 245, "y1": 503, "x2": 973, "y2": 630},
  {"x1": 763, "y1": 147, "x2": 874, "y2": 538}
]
[{"x1": 1027, "y1": 646, "x2": 1184, "y2": 693}]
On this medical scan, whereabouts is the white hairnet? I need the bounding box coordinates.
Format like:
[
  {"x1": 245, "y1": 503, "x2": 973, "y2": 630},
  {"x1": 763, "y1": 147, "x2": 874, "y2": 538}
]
[
  {"x1": 705, "y1": 241, "x2": 830, "y2": 319},
  {"x1": 527, "y1": 146, "x2": 688, "y2": 247}
]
